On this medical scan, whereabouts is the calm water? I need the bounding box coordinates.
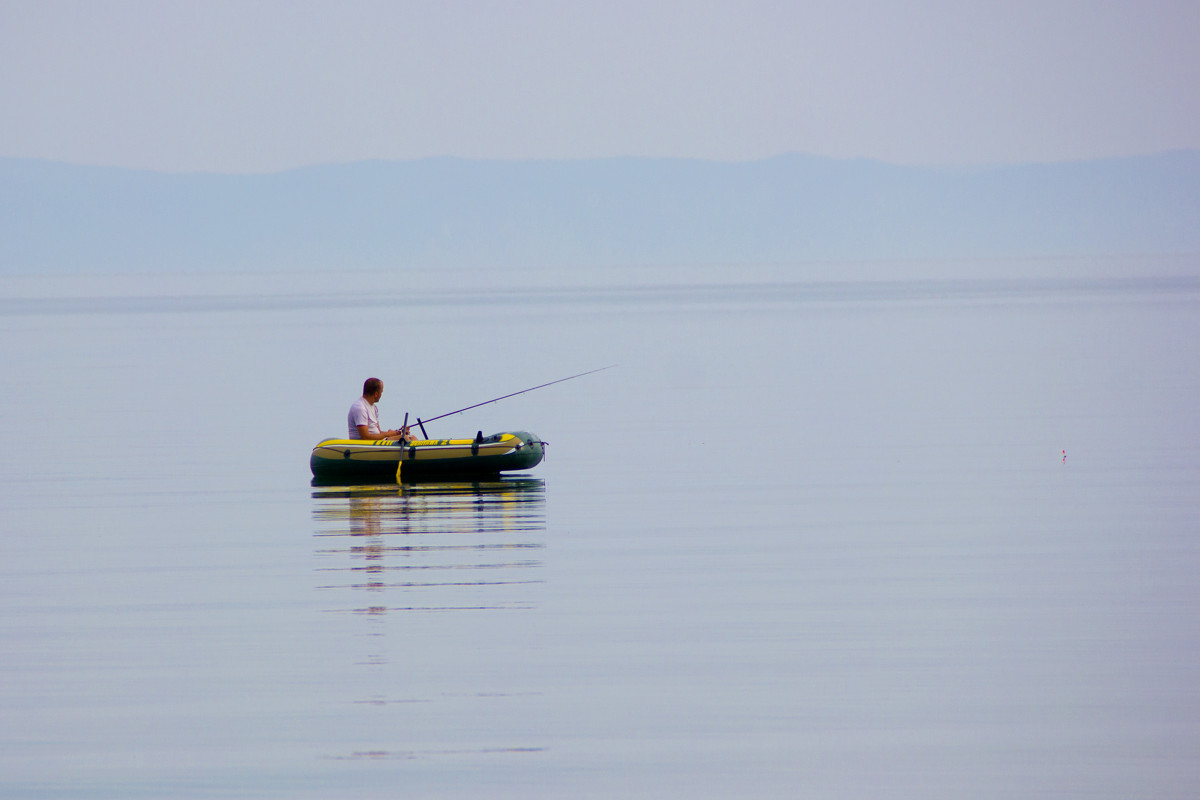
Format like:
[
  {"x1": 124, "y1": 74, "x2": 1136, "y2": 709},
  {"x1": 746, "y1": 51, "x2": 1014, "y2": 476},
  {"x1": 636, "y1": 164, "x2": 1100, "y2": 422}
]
[{"x1": 2, "y1": 261, "x2": 1199, "y2": 798}]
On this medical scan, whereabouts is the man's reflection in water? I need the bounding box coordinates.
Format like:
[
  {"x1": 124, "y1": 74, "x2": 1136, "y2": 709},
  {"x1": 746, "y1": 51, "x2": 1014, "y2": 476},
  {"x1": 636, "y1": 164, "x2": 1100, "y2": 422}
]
[{"x1": 346, "y1": 493, "x2": 385, "y2": 593}]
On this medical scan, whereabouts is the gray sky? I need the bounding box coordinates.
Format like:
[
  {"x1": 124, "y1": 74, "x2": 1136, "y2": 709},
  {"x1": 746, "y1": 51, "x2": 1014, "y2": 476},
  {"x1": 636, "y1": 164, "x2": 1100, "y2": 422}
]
[{"x1": 2, "y1": 0, "x2": 1197, "y2": 173}]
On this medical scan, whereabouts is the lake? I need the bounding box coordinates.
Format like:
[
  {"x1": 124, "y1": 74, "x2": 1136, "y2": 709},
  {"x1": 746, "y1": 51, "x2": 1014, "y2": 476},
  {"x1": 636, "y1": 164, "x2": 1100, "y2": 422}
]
[{"x1": 1, "y1": 259, "x2": 1198, "y2": 798}]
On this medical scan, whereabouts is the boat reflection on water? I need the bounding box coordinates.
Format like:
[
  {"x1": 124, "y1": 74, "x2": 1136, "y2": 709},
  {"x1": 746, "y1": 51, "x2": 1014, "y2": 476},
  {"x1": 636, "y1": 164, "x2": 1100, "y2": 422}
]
[
  {"x1": 310, "y1": 477, "x2": 549, "y2": 760},
  {"x1": 311, "y1": 477, "x2": 547, "y2": 609}
]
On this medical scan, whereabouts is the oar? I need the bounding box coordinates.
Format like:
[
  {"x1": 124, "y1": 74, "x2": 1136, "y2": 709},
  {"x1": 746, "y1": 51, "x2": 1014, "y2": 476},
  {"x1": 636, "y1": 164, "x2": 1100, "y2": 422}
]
[
  {"x1": 395, "y1": 412, "x2": 409, "y2": 482},
  {"x1": 410, "y1": 365, "x2": 616, "y2": 436}
]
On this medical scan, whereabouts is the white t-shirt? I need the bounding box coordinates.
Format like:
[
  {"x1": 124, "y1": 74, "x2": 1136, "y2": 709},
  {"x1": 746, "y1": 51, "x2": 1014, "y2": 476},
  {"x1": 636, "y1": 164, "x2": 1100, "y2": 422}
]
[{"x1": 347, "y1": 396, "x2": 380, "y2": 439}]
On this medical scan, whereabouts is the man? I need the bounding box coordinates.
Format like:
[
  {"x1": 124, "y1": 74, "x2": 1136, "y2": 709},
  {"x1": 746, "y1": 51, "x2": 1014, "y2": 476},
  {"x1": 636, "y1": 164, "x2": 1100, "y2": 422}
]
[{"x1": 348, "y1": 377, "x2": 412, "y2": 442}]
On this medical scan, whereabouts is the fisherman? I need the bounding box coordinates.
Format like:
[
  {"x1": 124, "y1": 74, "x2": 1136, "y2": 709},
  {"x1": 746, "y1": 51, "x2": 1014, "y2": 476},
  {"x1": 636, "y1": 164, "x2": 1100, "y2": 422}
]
[{"x1": 348, "y1": 377, "x2": 412, "y2": 442}]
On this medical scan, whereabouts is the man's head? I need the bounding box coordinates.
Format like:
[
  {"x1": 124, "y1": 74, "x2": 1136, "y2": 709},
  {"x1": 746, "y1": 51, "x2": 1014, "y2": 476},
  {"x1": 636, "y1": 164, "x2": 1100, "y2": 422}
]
[{"x1": 363, "y1": 377, "x2": 383, "y2": 402}]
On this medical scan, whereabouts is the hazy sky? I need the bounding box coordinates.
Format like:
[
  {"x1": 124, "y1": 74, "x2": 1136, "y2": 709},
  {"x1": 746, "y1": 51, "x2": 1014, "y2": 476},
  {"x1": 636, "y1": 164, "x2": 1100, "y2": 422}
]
[{"x1": 2, "y1": 0, "x2": 1197, "y2": 173}]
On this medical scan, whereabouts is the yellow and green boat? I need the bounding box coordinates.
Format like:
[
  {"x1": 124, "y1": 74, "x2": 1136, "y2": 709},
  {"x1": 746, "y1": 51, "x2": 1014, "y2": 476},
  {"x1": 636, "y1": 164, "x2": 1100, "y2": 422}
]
[{"x1": 310, "y1": 430, "x2": 545, "y2": 482}]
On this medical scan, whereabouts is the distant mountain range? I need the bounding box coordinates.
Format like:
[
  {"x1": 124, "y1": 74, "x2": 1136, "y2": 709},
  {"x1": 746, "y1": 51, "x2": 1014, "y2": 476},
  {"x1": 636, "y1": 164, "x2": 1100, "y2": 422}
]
[{"x1": 2, "y1": 152, "x2": 1198, "y2": 274}]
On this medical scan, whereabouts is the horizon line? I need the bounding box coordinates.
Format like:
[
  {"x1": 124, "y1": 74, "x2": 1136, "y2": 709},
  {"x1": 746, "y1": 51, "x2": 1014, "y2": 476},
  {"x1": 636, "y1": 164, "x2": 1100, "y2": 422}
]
[{"x1": 3, "y1": 149, "x2": 1199, "y2": 178}]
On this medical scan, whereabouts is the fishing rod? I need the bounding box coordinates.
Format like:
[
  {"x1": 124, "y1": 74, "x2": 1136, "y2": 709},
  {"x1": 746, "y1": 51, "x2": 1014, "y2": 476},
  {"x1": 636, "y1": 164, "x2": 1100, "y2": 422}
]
[{"x1": 403, "y1": 364, "x2": 616, "y2": 439}]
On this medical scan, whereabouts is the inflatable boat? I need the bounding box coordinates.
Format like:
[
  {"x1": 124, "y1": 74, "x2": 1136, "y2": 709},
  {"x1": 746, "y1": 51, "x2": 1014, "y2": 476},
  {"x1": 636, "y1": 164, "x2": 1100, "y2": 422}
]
[{"x1": 310, "y1": 430, "x2": 545, "y2": 482}]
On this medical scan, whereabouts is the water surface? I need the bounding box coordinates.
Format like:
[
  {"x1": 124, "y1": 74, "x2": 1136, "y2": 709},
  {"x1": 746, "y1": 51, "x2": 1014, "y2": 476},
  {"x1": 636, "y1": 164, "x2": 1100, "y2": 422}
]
[{"x1": 1, "y1": 261, "x2": 1198, "y2": 798}]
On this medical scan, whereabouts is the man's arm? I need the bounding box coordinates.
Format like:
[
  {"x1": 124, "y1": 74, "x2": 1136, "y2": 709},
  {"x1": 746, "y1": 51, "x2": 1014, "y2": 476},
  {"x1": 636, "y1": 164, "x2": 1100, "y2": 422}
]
[{"x1": 356, "y1": 425, "x2": 401, "y2": 440}]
